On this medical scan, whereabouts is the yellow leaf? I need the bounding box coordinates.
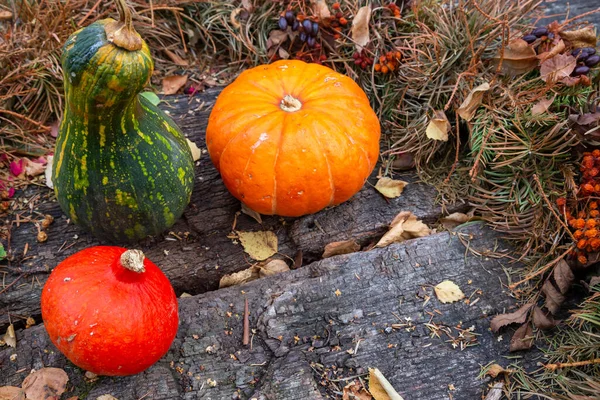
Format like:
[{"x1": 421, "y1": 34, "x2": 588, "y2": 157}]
[
  {"x1": 368, "y1": 368, "x2": 404, "y2": 400},
  {"x1": 434, "y1": 280, "x2": 465, "y2": 303},
  {"x1": 161, "y1": 75, "x2": 188, "y2": 95},
  {"x1": 335, "y1": 289, "x2": 342, "y2": 296},
  {"x1": 376, "y1": 212, "x2": 431, "y2": 248},
  {"x1": 457, "y1": 82, "x2": 490, "y2": 121},
  {"x1": 3, "y1": 324, "x2": 16, "y2": 348},
  {"x1": 425, "y1": 110, "x2": 450, "y2": 141},
  {"x1": 219, "y1": 266, "x2": 260, "y2": 288},
  {"x1": 258, "y1": 259, "x2": 290, "y2": 278},
  {"x1": 186, "y1": 139, "x2": 201, "y2": 162},
  {"x1": 322, "y1": 240, "x2": 360, "y2": 258},
  {"x1": 351, "y1": 5, "x2": 371, "y2": 52},
  {"x1": 236, "y1": 230, "x2": 278, "y2": 260},
  {"x1": 374, "y1": 177, "x2": 408, "y2": 198}
]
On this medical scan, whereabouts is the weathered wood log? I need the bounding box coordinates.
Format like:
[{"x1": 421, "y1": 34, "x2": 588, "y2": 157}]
[
  {"x1": 1, "y1": 88, "x2": 467, "y2": 331},
  {"x1": 1, "y1": 224, "x2": 526, "y2": 400}
]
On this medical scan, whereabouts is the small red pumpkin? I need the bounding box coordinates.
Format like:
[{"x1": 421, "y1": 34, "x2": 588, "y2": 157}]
[
  {"x1": 206, "y1": 60, "x2": 381, "y2": 217},
  {"x1": 41, "y1": 246, "x2": 178, "y2": 376}
]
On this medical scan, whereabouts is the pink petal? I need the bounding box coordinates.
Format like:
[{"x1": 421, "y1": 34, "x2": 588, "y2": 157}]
[
  {"x1": 7, "y1": 187, "x2": 15, "y2": 198},
  {"x1": 9, "y1": 159, "x2": 24, "y2": 177}
]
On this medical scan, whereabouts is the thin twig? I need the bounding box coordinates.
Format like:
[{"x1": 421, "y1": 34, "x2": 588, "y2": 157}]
[{"x1": 243, "y1": 298, "x2": 250, "y2": 346}]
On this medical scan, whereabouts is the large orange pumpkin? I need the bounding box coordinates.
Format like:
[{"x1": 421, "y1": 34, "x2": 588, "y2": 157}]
[{"x1": 206, "y1": 60, "x2": 380, "y2": 217}]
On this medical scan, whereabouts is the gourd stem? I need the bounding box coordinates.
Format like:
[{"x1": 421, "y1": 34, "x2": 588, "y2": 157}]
[
  {"x1": 280, "y1": 95, "x2": 302, "y2": 112},
  {"x1": 105, "y1": 0, "x2": 143, "y2": 51},
  {"x1": 120, "y1": 249, "x2": 146, "y2": 273}
]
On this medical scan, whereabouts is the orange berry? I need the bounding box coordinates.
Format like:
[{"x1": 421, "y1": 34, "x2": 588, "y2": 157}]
[
  {"x1": 374, "y1": 64, "x2": 381, "y2": 72},
  {"x1": 591, "y1": 210, "x2": 600, "y2": 218},
  {"x1": 556, "y1": 197, "x2": 567, "y2": 207},
  {"x1": 578, "y1": 254, "x2": 588, "y2": 264},
  {"x1": 381, "y1": 65, "x2": 389, "y2": 74},
  {"x1": 595, "y1": 184, "x2": 600, "y2": 193},
  {"x1": 339, "y1": 17, "x2": 348, "y2": 25},
  {"x1": 590, "y1": 201, "x2": 598, "y2": 209},
  {"x1": 333, "y1": 2, "x2": 341, "y2": 9},
  {"x1": 583, "y1": 183, "x2": 595, "y2": 193},
  {"x1": 585, "y1": 228, "x2": 598, "y2": 238},
  {"x1": 593, "y1": 149, "x2": 600, "y2": 157},
  {"x1": 387, "y1": 62, "x2": 395, "y2": 71},
  {"x1": 574, "y1": 230, "x2": 584, "y2": 239},
  {"x1": 590, "y1": 168, "x2": 600, "y2": 177},
  {"x1": 380, "y1": 55, "x2": 387, "y2": 63},
  {"x1": 577, "y1": 238, "x2": 588, "y2": 249},
  {"x1": 586, "y1": 219, "x2": 597, "y2": 229},
  {"x1": 333, "y1": 33, "x2": 341, "y2": 39},
  {"x1": 395, "y1": 51, "x2": 402, "y2": 59},
  {"x1": 386, "y1": 52, "x2": 394, "y2": 61},
  {"x1": 568, "y1": 218, "x2": 577, "y2": 227},
  {"x1": 591, "y1": 238, "x2": 600, "y2": 250}
]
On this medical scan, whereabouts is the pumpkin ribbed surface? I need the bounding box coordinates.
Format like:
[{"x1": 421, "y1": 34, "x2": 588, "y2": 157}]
[{"x1": 206, "y1": 60, "x2": 380, "y2": 217}]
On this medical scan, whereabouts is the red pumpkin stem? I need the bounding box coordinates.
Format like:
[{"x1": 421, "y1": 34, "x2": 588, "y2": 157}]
[
  {"x1": 105, "y1": 0, "x2": 143, "y2": 51},
  {"x1": 120, "y1": 249, "x2": 146, "y2": 273},
  {"x1": 280, "y1": 95, "x2": 302, "y2": 112}
]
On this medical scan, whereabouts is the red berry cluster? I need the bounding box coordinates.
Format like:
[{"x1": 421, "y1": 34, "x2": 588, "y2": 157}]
[
  {"x1": 374, "y1": 51, "x2": 402, "y2": 74},
  {"x1": 352, "y1": 50, "x2": 374, "y2": 70}
]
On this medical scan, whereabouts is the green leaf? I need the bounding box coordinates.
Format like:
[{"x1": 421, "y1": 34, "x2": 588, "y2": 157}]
[
  {"x1": 0, "y1": 243, "x2": 6, "y2": 261},
  {"x1": 140, "y1": 91, "x2": 161, "y2": 106}
]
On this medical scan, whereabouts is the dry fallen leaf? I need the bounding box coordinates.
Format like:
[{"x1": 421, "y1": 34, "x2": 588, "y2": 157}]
[
  {"x1": 25, "y1": 317, "x2": 36, "y2": 329},
  {"x1": 219, "y1": 266, "x2": 260, "y2": 288},
  {"x1": 493, "y1": 38, "x2": 538, "y2": 76},
  {"x1": 490, "y1": 303, "x2": 534, "y2": 332},
  {"x1": 531, "y1": 95, "x2": 555, "y2": 116},
  {"x1": 559, "y1": 27, "x2": 597, "y2": 49},
  {"x1": 434, "y1": 280, "x2": 465, "y2": 303},
  {"x1": 322, "y1": 240, "x2": 360, "y2": 258},
  {"x1": 343, "y1": 382, "x2": 372, "y2": 400},
  {"x1": 96, "y1": 396, "x2": 119, "y2": 400},
  {"x1": 311, "y1": 0, "x2": 331, "y2": 20},
  {"x1": 553, "y1": 259, "x2": 574, "y2": 294},
  {"x1": 532, "y1": 306, "x2": 557, "y2": 330},
  {"x1": 0, "y1": 10, "x2": 14, "y2": 21},
  {"x1": 186, "y1": 139, "x2": 201, "y2": 162},
  {"x1": 161, "y1": 75, "x2": 188, "y2": 95},
  {"x1": 542, "y1": 280, "x2": 564, "y2": 315},
  {"x1": 457, "y1": 82, "x2": 490, "y2": 121},
  {"x1": 540, "y1": 54, "x2": 576, "y2": 83},
  {"x1": 3, "y1": 324, "x2": 16, "y2": 348},
  {"x1": 0, "y1": 386, "x2": 25, "y2": 400},
  {"x1": 21, "y1": 368, "x2": 68, "y2": 400},
  {"x1": 537, "y1": 39, "x2": 565, "y2": 63},
  {"x1": 374, "y1": 178, "x2": 408, "y2": 199},
  {"x1": 241, "y1": 203, "x2": 262, "y2": 224},
  {"x1": 351, "y1": 5, "x2": 372, "y2": 52},
  {"x1": 376, "y1": 211, "x2": 431, "y2": 248},
  {"x1": 24, "y1": 159, "x2": 46, "y2": 177},
  {"x1": 485, "y1": 364, "x2": 511, "y2": 378},
  {"x1": 425, "y1": 110, "x2": 450, "y2": 141},
  {"x1": 368, "y1": 368, "x2": 404, "y2": 400},
  {"x1": 163, "y1": 49, "x2": 189, "y2": 66},
  {"x1": 509, "y1": 322, "x2": 534, "y2": 352},
  {"x1": 236, "y1": 230, "x2": 278, "y2": 260},
  {"x1": 267, "y1": 29, "x2": 289, "y2": 55},
  {"x1": 258, "y1": 259, "x2": 290, "y2": 278},
  {"x1": 439, "y1": 211, "x2": 475, "y2": 230}
]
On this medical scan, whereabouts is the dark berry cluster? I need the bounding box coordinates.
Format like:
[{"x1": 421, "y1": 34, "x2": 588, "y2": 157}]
[
  {"x1": 571, "y1": 47, "x2": 600, "y2": 77},
  {"x1": 279, "y1": 10, "x2": 320, "y2": 48},
  {"x1": 374, "y1": 51, "x2": 402, "y2": 74},
  {"x1": 352, "y1": 50, "x2": 374, "y2": 70},
  {"x1": 522, "y1": 27, "x2": 554, "y2": 44}
]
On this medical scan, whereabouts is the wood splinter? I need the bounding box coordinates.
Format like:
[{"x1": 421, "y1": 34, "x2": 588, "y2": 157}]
[{"x1": 243, "y1": 298, "x2": 249, "y2": 346}]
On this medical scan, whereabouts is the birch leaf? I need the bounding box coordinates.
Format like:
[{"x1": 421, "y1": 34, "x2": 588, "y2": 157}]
[
  {"x1": 374, "y1": 178, "x2": 408, "y2": 198},
  {"x1": 457, "y1": 82, "x2": 490, "y2": 121},
  {"x1": 351, "y1": 6, "x2": 371, "y2": 52},
  {"x1": 425, "y1": 110, "x2": 450, "y2": 141}
]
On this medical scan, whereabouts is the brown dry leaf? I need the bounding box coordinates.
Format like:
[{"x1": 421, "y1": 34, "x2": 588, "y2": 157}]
[
  {"x1": 532, "y1": 306, "x2": 557, "y2": 330},
  {"x1": 375, "y1": 211, "x2": 431, "y2": 248},
  {"x1": 343, "y1": 382, "x2": 372, "y2": 400},
  {"x1": 391, "y1": 153, "x2": 414, "y2": 171},
  {"x1": 258, "y1": 259, "x2": 290, "y2": 278},
  {"x1": 559, "y1": 27, "x2": 597, "y2": 49},
  {"x1": 322, "y1": 240, "x2": 360, "y2": 258},
  {"x1": 186, "y1": 139, "x2": 201, "y2": 162},
  {"x1": 236, "y1": 230, "x2": 278, "y2": 260},
  {"x1": 493, "y1": 38, "x2": 538, "y2": 76},
  {"x1": 553, "y1": 259, "x2": 574, "y2": 294},
  {"x1": 490, "y1": 303, "x2": 534, "y2": 332},
  {"x1": 24, "y1": 159, "x2": 46, "y2": 177},
  {"x1": 457, "y1": 82, "x2": 490, "y2": 121},
  {"x1": 540, "y1": 54, "x2": 576, "y2": 83},
  {"x1": 241, "y1": 203, "x2": 262, "y2": 224},
  {"x1": 311, "y1": 0, "x2": 331, "y2": 20},
  {"x1": 542, "y1": 280, "x2": 564, "y2": 315},
  {"x1": 25, "y1": 317, "x2": 36, "y2": 329},
  {"x1": 531, "y1": 95, "x2": 556, "y2": 116},
  {"x1": 22, "y1": 368, "x2": 68, "y2": 400},
  {"x1": 368, "y1": 368, "x2": 404, "y2": 400},
  {"x1": 0, "y1": 386, "x2": 25, "y2": 400},
  {"x1": 509, "y1": 322, "x2": 534, "y2": 352},
  {"x1": 96, "y1": 396, "x2": 119, "y2": 400},
  {"x1": 278, "y1": 47, "x2": 290, "y2": 60},
  {"x1": 351, "y1": 5, "x2": 372, "y2": 52},
  {"x1": 425, "y1": 110, "x2": 450, "y2": 141},
  {"x1": 485, "y1": 364, "x2": 510, "y2": 378},
  {"x1": 433, "y1": 280, "x2": 465, "y2": 303},
  {"x1": 374, "y1": 177, "x2": 408, "y2": 198},
  {"x1": 162, "y1": 75, "x2": 188, "y2": 95},
  {"x1": 537, "y1": 39, "x2": 565, "y2": 62},
  {"x1": 590, "y1": 276, "x2": 600, "y2": 287},
  {"x1": 0, "y1": 10, "x2": 13, "y2": 21},
  {"x1": 267, "y1": 30, "x2": 289, "y2": 54},
  {"x1": 163, "y1": 49, "x2": 189, "y2": 66},
  {"x1": 3, "y1": 324, "x2": 16, "y2": 348},
  {"x1": 219, "y1": 266, "x2": 259, "y2": 288},
  {"x1": 440, "y1": 211, "x2": 475, "y2": 230}
]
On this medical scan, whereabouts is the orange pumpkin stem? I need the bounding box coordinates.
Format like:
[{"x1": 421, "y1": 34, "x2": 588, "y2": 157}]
[
  {"x1": 105, "y1": 0, "x2": 143, "y2": 51},
  {"x1": 280, "y1": 95, "x2": 302, "y2": 112},
  {"x1": 120, "y1": 249, "x2": 146, "y2": 273}
]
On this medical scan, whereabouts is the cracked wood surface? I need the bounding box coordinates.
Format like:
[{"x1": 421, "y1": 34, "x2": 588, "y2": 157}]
[
  {"x1": 1, "y1": 224, "x2": 524, "y2": 400},
  {"x1": 1, "y1": 87, "x2": 467, "y2": 331}
]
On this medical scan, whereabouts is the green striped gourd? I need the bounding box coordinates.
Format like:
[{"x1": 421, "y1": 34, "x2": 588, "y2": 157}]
[{"x1": 52, "y1": 0, "x2": 194, "y2": 243}]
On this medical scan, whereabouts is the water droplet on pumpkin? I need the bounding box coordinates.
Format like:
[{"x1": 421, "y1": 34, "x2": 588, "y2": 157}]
[
  {"x1": 297, "y1": 191, "x2": 304, "y2": 195},
  {"x1": 63, "y1": 277, "x2": 71, "y2": 282},
  {"x1": 313, "y1": 169, "x2": 317, "y2": 173},
  {"x1": 263, "y1": 195, "x2": 271, "y2": 200},
  {"x1": 301, "y1": 148, "x2": 306, "y2": 152}
]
